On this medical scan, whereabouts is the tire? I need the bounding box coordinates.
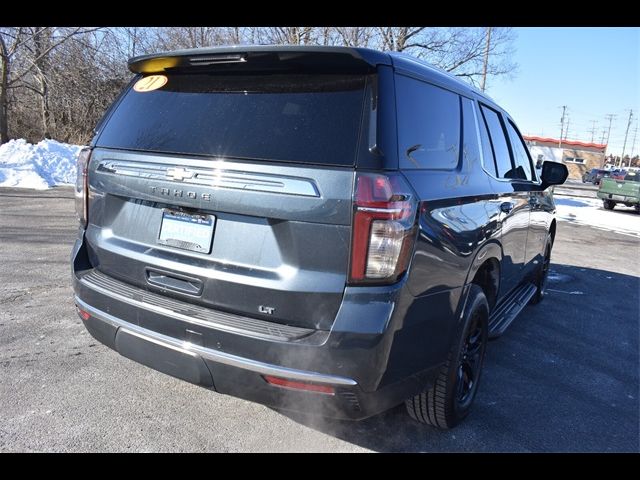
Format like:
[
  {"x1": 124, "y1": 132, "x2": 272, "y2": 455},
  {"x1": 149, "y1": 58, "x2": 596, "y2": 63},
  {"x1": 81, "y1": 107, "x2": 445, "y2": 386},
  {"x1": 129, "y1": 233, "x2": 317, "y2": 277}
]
[
  {"x1": 405, "y1": 284, "x2": 489, "y2": 429},
  {"x1": 530, "y1": 236, "x2": 552, "y2": 305},
  {"x1": 603, "y1": 199, "x2": 616, "y2": 210}
]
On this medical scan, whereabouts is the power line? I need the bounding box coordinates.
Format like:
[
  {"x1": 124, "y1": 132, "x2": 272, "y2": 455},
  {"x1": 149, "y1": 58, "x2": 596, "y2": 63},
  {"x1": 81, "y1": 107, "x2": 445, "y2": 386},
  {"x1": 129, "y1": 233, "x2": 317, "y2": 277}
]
[{"x1": 620, "y1": 109, "x2": 633, "y2": 167}]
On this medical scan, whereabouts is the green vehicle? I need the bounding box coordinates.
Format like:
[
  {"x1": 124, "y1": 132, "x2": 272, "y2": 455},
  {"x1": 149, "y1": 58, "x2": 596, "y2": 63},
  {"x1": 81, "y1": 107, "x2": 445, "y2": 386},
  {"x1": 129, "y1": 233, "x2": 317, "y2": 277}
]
[{"x1": 597, "y1": 171, "x2": 640, "y2": 212}]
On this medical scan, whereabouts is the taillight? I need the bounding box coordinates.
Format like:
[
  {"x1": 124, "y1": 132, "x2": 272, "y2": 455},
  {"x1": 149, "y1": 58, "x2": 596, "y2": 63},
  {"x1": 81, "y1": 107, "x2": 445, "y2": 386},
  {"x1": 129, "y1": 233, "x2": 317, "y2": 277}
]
[
  {"x1": 74, "y1": 148, "x2": 91, "y2": 227},
  {"x1": 349, "y1": 173, "x2": 418, "y2": 284}
]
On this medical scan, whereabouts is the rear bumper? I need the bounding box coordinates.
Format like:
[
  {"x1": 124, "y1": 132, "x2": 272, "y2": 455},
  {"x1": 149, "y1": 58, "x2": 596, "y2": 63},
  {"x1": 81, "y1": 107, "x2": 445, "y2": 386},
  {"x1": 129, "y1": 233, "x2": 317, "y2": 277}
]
[
  {"x1": 76, "y1": 296, "x2": 357, "y2": 387},
  {"x1": 597, "y1": 191, "x2": 639, "y2": 203},
  {"x1": 72, "y1": 238, "x2": 443, "y2": 420}
]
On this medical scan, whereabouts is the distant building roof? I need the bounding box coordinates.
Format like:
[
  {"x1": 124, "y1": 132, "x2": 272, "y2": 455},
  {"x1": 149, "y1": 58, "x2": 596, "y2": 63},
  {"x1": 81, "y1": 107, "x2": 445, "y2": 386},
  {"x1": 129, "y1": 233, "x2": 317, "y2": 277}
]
[{"x1": 523, "y1": 135, "x2": 607, "y2": 150}]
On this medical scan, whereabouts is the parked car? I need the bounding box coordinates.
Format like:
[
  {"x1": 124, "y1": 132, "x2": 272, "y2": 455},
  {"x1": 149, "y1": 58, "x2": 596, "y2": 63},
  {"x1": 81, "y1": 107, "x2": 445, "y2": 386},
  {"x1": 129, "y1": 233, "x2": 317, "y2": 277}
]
[
  {"x1": 71, "y1": 46, "x2": 568, "y2": 429},
  {"x1": 582, "y1": 168, "x2": 610, "y2": 184},
  {"x1": 597, "y1": 171, "x2": 640, "y2": 212},
  {"x1": 609, "y1": 169, "x2": 628, "y2": 180}
]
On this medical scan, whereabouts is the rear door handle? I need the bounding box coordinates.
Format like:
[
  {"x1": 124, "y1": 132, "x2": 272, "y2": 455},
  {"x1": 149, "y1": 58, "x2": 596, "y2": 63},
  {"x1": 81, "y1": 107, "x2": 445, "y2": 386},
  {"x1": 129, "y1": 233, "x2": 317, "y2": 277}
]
[{"x1": 500, "y1": 201, "x2": 515, "y2": 214}]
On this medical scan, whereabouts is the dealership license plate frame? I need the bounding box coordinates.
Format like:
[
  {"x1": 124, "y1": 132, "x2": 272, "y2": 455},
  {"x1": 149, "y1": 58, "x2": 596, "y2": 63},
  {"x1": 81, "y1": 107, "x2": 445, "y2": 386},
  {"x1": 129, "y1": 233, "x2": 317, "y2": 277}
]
[{"x1": 158, "y1": 209, "x2": 215, "y2": 254}]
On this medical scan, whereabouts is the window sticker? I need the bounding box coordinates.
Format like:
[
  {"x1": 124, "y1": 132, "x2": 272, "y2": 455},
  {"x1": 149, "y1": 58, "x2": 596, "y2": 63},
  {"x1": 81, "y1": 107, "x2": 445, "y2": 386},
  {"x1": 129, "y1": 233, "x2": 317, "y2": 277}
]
[{"x1": 133, "y1": 75, "x2": 168, "y2": 92}]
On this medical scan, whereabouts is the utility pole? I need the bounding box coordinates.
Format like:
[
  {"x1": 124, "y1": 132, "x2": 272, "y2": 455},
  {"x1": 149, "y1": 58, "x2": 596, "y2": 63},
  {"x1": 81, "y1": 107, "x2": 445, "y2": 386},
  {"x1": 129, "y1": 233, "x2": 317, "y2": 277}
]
[
  {"x1": 600, "y1": 129, "x2": 607, "y2": 145},
  {"x1": 480, "y1": 27, "x2": 492, "y2": 93},
  {"x1": 588, "y1": 120, "x2": 598, "y2": 143},
  {"x1": 564, "y1": 116, "x2": 570, "y2": 141},
  {"x1": 630, "y1": 122, "x2": 638, "y2": 163},
  {"x1": 600, "y1": 129, "x2": 609, "y2": 167},
  {"x1": 559, "y1": 106, "x2": 567, "y2": 148},
  {"x1": 620, "y1": 110, "x2": 633, "y2": 168},
  {"x1": 604, "y1": 113, "x2": 616, "y2": 155}
]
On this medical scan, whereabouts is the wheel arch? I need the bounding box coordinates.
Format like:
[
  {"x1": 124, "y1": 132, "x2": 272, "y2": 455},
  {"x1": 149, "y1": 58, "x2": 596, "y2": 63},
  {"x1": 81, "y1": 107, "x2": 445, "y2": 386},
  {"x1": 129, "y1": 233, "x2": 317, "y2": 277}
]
[{"x1": 458, "y1": 241, "x2": 503, "y2": 321}]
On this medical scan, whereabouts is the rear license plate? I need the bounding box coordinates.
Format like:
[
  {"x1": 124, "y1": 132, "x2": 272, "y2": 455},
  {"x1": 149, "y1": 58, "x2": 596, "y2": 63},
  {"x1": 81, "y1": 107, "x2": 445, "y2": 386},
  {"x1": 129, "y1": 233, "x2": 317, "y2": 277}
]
[{"x1": 158, "y1": 210, "x2": 215, "y2": 253}]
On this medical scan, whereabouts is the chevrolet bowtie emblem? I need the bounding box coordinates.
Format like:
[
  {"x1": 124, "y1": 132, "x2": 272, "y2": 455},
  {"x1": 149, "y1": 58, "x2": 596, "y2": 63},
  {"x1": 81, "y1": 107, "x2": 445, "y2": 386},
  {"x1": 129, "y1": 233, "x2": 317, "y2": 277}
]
[{"x1": 166, "y1": 167, "x2": 194, "y2": 182}]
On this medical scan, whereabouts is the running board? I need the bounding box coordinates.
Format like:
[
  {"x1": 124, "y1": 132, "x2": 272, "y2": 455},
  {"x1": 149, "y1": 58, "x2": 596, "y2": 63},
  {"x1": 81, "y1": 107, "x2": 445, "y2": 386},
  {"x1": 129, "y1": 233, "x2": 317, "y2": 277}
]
[{"x1": 488, "y1": 282, "x2": 537, "y2": 339}]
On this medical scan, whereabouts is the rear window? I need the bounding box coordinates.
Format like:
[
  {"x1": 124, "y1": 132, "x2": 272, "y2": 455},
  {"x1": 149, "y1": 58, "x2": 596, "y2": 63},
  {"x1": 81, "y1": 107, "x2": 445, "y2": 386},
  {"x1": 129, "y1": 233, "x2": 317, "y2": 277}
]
[{"x1": 96, "y1": 73, "x2": 367, "y2": 166}]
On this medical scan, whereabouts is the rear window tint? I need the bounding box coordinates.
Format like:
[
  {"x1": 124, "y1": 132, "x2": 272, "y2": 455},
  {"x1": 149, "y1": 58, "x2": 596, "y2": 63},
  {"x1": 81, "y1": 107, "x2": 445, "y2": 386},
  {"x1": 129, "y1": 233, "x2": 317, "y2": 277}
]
[
  {"x1": 480, "y1": 105, "x2": 513, "y2": 179},
  {"x1": 505, "y1": 120, "x2": 533, "y2": 181},
  {"x1": 395, "y1": 74, "x2": 461, "y2": 170},
  {"x1": 96, "y1": 73, "x2": 367, "y2": 166}
]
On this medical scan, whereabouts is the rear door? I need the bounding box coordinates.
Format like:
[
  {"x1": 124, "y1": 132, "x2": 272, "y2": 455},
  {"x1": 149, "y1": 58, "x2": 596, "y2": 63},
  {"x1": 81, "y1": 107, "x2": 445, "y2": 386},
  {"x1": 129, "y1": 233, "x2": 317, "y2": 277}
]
[
  {"x1": 477, "y1": 103, "x2": 531, "y2": 297},
  {"x1": 86, "y1": 70, "x2": 374, "y2": 331},
  {"x1": 503, "y1": 118, "x2": 544, "y2": 267}
]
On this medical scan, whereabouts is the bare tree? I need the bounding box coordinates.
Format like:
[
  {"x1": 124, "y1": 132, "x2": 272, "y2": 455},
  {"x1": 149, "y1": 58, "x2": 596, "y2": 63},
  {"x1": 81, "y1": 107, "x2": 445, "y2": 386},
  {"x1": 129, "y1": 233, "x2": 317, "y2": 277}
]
[
  {"x1": 246, "y1": 26, "x2": 516, "y2": 88},
  {"x1": 0, "y1": 26, "x2": 101, "y2": 143},
  {"x1": 376, "y1": 27, "x2": 427, "y2": 51},
  {"x1": 1, "y1": 26, "x2": 517, "y2": 146},
  {"x1": 373, "y1": 27, "x2": 516, "y2": 88},
  {"x1": 257, "y1": 27, "x2": 317, "y2": 45},
  {"x1": 0, "y1": 28, "x2": 26, "y2": 143},
  {"x1": 334, "y1": 27, "x2": 375, "y2": 48}
]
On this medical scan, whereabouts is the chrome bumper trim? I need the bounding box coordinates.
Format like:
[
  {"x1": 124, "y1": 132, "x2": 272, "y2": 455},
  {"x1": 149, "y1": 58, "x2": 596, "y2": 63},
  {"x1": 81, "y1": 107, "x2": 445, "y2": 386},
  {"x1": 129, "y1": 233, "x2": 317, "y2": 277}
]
[{"x1": 75, "y1": 296, "x2": 357, "y2": 387}]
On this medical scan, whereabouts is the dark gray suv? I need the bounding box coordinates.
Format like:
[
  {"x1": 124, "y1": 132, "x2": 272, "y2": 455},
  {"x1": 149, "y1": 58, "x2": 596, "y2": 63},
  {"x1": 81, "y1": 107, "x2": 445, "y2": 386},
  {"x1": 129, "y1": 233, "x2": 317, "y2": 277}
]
[{"x1": 72, "y1": 46, "x2": 567, "y2": 429}]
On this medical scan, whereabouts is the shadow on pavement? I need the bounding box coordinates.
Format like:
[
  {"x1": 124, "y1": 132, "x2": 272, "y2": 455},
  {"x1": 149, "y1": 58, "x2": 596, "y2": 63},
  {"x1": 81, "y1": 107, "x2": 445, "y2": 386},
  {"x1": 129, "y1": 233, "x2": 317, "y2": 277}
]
[{"x1": 275, "y1": 263, "x2": 639, "y2": 452}]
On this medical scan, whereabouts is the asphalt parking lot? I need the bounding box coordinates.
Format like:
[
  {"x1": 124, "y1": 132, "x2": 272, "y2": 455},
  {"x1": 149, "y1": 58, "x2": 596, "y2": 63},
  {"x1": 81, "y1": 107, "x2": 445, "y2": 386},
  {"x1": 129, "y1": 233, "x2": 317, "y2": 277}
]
[{"x1": 0, "y1": 187, "x2": 638, "y2": 452}]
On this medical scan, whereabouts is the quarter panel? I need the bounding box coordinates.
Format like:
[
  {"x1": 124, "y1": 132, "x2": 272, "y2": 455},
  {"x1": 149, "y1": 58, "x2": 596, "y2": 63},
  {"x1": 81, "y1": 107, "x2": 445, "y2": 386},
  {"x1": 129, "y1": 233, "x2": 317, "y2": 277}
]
[{"x1": 401, "y1": 168, "x2": 501, "y2": 299}]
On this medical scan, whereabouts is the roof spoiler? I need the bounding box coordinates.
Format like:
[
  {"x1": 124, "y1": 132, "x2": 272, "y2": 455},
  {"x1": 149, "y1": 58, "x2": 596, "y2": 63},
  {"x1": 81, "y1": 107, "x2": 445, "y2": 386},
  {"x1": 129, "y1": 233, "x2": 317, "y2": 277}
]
[{"x1": 128, "y1": 45, "x2": 390, "y2": 74}]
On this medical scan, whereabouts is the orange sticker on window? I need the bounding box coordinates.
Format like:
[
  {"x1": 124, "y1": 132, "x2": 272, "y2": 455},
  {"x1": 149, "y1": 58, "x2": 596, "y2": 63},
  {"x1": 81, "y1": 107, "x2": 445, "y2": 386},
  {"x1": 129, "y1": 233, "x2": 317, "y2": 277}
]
[{"x1": 133, "y1": 75, "x2": 168, "y2": 92}]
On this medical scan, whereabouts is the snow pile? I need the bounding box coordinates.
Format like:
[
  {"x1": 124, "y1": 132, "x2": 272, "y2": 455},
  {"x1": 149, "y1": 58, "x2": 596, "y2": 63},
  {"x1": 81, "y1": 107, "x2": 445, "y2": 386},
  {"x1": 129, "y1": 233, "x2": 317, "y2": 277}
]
[
  {"x1": 554, "y1": 195, "x2": 640, "y2": 238},
  {"x1": 0, "y1": 139, "x2": 82, "y2": 189}
]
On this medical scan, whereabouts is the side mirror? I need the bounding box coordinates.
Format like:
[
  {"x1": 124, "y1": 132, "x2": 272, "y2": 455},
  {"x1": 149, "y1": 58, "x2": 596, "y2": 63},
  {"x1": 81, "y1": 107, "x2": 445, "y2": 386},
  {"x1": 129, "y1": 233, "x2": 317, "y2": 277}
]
[{"x1": 540, "y1": 161, "x2": 568, "y2": 189}]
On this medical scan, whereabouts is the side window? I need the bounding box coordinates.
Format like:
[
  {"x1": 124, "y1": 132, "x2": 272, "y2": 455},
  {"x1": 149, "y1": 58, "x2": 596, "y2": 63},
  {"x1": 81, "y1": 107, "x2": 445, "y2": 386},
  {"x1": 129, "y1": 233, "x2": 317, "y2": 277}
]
[
  {"x1": 506, "y1": 120, "x2": 534, "y2": 181},
  {"x1": 480, "y1": 105, "x2": 513, "y2": 179},
  {"x1": 475, "y1": 103, "x2": 498, "y2": 176},
  {"x1": 395, "y1": 74, "x2": 461, "y2": 170}
]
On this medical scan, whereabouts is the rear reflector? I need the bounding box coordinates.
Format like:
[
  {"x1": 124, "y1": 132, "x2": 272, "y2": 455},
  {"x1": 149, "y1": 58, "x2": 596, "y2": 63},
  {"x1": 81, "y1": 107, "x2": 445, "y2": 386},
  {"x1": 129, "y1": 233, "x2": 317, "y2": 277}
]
[
  {"x1": 76, "y1": 307, "x2": 91, "y2": 321},
  {"x1": 263, "y1": 375, "x2": 335, "y2": 395}
]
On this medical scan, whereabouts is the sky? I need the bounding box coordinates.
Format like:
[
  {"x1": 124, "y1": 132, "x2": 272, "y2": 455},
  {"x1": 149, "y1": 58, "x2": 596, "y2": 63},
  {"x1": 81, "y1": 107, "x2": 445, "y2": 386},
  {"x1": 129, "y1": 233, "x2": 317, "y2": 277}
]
[{"x1": 487, "y1": 27, "x2": 639, "y2": 157}]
